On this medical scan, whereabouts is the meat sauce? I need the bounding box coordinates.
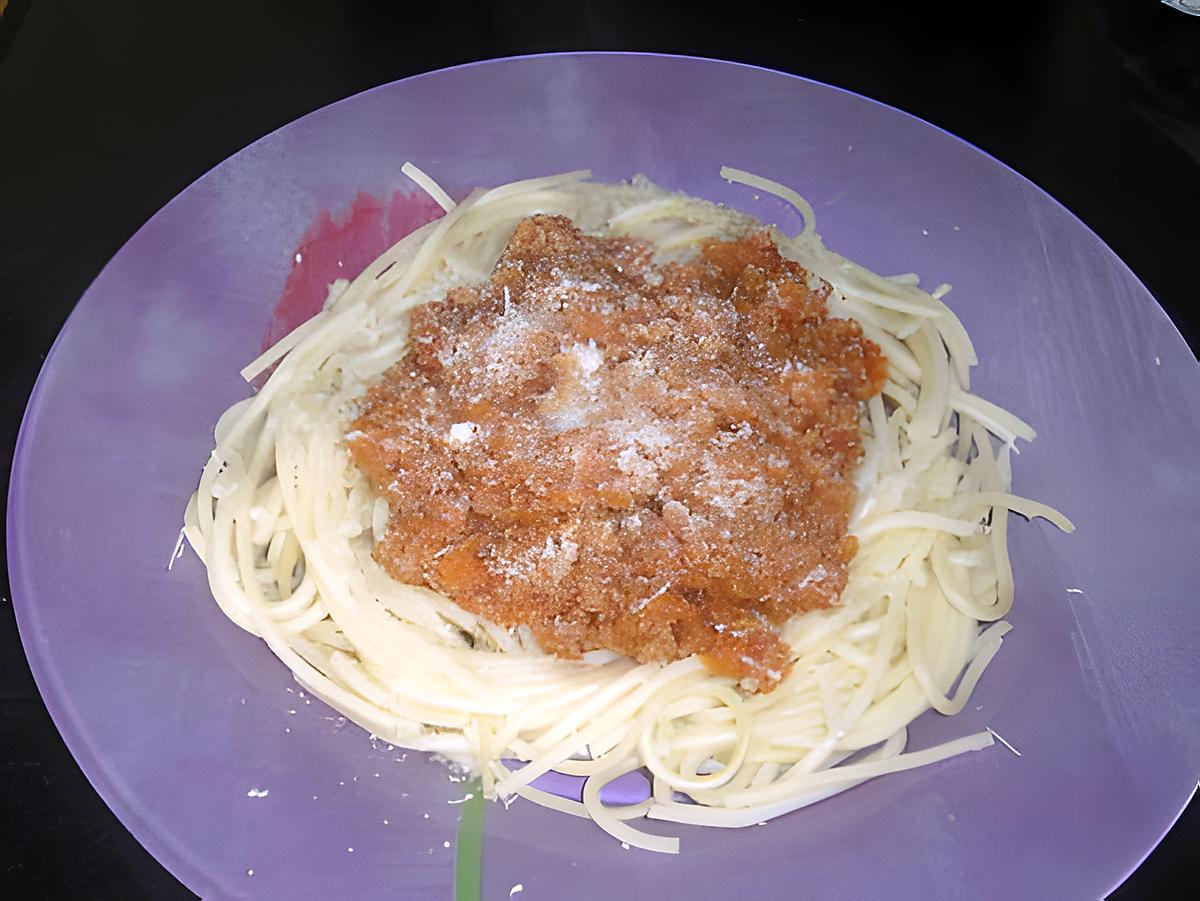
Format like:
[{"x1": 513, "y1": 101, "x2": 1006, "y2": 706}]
[{"x1": 348, "y1": 215, "x2": 886, "y2": 689}]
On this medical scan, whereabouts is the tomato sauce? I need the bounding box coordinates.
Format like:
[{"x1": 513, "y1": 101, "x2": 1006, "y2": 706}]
[{"x1": 349, "y1": 215, "x2": 886, "y2": 689}]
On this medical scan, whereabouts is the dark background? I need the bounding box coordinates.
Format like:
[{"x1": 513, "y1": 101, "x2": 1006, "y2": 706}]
[{"x1": 1, "y1": 0, "x2": 1197, "y2": 897}]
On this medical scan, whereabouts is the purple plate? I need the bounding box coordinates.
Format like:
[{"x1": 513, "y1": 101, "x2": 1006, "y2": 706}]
[{"x1": 8, "y1": 54, "x2": 1199, "y2": 899}]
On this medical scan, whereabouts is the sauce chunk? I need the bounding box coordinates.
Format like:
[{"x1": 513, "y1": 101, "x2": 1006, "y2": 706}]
[{"x1": 349, "y1": 215, "x2": 886, "y2": 689}]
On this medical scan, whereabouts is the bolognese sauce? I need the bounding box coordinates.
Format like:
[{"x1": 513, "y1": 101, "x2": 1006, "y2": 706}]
[{"x1": 348, "y1": 215, "x2": 886, "y2": 689}]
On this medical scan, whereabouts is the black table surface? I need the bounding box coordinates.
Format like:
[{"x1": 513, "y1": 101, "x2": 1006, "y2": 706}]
[{"x1": 2, "y1": 1, "x2": 1197, "y2": 897}]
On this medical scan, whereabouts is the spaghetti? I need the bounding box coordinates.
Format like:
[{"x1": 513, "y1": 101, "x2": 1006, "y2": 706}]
[{"x1": 184, "y1": 165, "x2": 1072, "y2": 852}]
